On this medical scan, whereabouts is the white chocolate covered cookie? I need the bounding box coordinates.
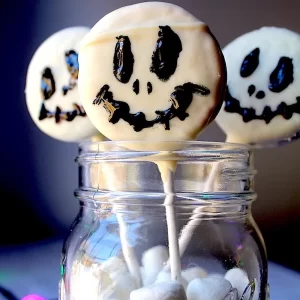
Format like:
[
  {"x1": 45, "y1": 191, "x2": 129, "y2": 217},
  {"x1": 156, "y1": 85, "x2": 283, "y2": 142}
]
[
  {"x1": 216, "y1": 27, "x2": 300, "y2": 144},
  {"x1": 79, "y1": 2, "x2": 226, "y2": 142},
  {"x1": 26, "y1": 27, "x2": 99, "y2": 142}
]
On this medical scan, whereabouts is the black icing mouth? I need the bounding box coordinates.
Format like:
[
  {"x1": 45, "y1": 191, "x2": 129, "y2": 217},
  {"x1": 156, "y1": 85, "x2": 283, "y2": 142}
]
[
  {"x1": 224, "y1": 87, "x2": 300, "y2": 124},
  {"x1": 93, "y1": 83, "x2": 210, "y2": 132},
  {"x1": 39, "y1": 103, "x2": 86, "y2": 123},
  {"x1": 39, "y1": 51, "x2": 85, "y2": 124}
]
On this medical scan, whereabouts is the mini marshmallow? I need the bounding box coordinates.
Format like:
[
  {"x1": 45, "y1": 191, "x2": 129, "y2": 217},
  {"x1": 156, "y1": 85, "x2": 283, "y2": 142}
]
[
  {"x1": 186, "y1": 276, "x2": 232, "y2": 300},
  {"x1": 225, "y1": 268, "x2": 249, "y2": 298},
  {"x1": 208, "y1": 273, "x2": 226, "y2": 280},
  {"x1": 155, "y1": 271, "x2": 188, "y2": 290},
  {"x1": 70, "y1": 262, "x2": 113, "y2": 300},
  {"x1": 96, "y1": 279, "x2": 136, "y2": 300},
  {"x1": 225, "y1": 268, "x2": 259, "y2": 300},
  {"x1": 130, "y1": 281, "x2": 187, "y2": 300},
  {"x1": 141, "y1": 245, "x2": 169, "y2": 286},
  {"x1": 224, "y1": 288, "x2": 238, "y2": 300},
  {"x1": 155, "y1": 270, "x2": 172, "y2": 283},
  {"x1": 26, "y1": 27, "x2": 100, "y2": 142},
  {"x1": 100, "y1": 256, "x2": 128, "y2": 279},
  {"x1": 110, "y1": 272, "x2": 138, "y2": 300},
  {"x1": 97, "y1": 256, "x2": 138, "y2": 299},
  {"x1": 181, "y1": 267, "x2": 207, "y2": 283}
]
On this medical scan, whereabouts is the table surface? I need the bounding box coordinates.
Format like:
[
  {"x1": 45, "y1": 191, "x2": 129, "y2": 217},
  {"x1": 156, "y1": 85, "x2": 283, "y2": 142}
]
[{"x1": 0, "y1": 239, "x2": 299, "y2": 300}]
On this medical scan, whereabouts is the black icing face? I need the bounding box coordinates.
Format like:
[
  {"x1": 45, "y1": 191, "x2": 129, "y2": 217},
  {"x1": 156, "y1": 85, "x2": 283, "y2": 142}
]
[
  {"x1": 225, "y1": 47, "x2": 300, "y2": 124},
  {"x1": 39, "y1": 49, "x2": 87, "y2": 123},
  {"x1": 93, "y1": 25, "x2": 211, "y2": 132}
]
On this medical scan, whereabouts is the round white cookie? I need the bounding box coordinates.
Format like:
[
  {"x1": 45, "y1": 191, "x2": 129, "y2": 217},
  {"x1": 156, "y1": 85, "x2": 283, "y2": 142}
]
[
  {"x1": 79, "y1": 2, "x2": 226, "y2": 142},
  {"x1": 216, "y1": 27, "x2": 300, "y2": 144},
  {"x1": 26, "y1": 27, "x2": 100, "y2": 142}
]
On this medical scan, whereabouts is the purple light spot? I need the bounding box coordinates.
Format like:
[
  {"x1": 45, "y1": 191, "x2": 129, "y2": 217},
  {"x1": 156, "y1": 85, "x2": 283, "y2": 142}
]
[{"x1": 21, "y1": 295, "x2": 47, "y2": 300}]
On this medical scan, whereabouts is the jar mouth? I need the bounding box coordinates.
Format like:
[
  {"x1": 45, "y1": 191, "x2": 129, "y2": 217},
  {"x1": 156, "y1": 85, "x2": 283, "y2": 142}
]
[
  {"x1": 75, "y1": 189, "x2": 256, "y2": 204},
  {"x1": 75, "y1": 189, "x2": 256, "y2": 220},
  {"x1": 77, "y1": 140, "x2": 251, "y2": 163},
  {"x1": 76, "y1": 140, "x2": 255, "y2": 197}
]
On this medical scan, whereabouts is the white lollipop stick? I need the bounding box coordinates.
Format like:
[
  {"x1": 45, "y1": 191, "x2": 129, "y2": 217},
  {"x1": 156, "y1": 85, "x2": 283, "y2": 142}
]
[
  {"x1": 81, "y1": 141, "x2": 141, "y2": 288},
  {"x1": 177, "y1": 169, "x2": 219, "y2": 257},
  {"x1": 115, "y1": 213, "x2": 142, "y2": 287},
  {"x1": 100, "y1": 160, "x2": 142, "y2": 288},
  {"x1": 177, "y1": 25, "x2": 300, "y2": 261},
  {"x1": 157, "y1": 161, "x2": 182, "y2": 282},
  {"x1": 177, "y1": 134, "x2": 300, "y2": 292},
  {"x1": 177, "y1": 138, "x2": 229, "y2": 257},
  {"x1": 178, "y1": 132, "x2": 300, "y2": 285}
]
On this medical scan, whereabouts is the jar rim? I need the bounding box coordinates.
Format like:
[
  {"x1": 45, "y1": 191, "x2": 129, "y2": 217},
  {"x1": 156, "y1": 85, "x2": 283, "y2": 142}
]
[
  {"x1": 77, "y1": 141, "x2": 251, "y2": 163},
  {"x1": 79, "y1": 140, "x2": 250, "y2": 150}
]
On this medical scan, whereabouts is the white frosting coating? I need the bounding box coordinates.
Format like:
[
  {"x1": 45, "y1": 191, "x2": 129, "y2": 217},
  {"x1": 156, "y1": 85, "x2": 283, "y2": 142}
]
[
  {"x1": 79, "y1": 2, "x2": 226, "y2": 143},
  {"x1": 216, "y1": 27, "x2": 300, "y2": 144},
  {"x1": 130, "y1": 281, "x2": 187, "y2": 300},
  {"x1": 186, "y1": 276, "x2": 232, "y2": 300},
  {"x1": 26, "y1": 27, "x2": 100, "y2": 142}
]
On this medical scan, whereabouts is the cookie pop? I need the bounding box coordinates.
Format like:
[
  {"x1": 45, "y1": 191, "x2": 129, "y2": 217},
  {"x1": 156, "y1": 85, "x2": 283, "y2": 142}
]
[
  {"x1": 26, "y1": 27, "x2": 101, "y2": 142},
  {"x1": 214, "y1": 27, "x2": 300, "y2": 298},
  {"x1": 79, "y1": 2, "x2": 225, "y2": 143},
  {"x1": 78, "y1": 0, "x2": 226, "y2": 294},
  {"x1": 216, "y1": 27, "x2": 300, "y2": 145},
  {"x1": 179, "y1": 26, "x2": 300, "y2": 300}
]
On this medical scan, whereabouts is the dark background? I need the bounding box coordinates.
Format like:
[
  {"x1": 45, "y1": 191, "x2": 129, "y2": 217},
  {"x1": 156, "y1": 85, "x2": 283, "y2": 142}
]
[{"x1": 1, "y1": 0, "x2": 300, "y2": 273}]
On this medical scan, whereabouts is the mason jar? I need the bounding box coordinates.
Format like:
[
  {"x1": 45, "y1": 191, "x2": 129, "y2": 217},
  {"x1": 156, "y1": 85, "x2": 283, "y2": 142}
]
[{"x1": 59, "y1": 141, "x2": 269, "y2": 300}]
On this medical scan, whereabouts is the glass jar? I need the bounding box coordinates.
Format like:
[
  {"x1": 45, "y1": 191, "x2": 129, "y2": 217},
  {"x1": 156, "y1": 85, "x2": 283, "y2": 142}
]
[{"x1": 59, "y1": 141, "x2": 269, "y2": 300}]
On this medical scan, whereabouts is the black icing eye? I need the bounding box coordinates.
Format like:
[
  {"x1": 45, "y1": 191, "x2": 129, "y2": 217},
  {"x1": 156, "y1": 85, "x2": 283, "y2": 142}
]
[
  {"x1": 113, "y1": 36, "x2": 134, "y2": 83},
  {"x1": 132, "y1": 79, "x2": 139, "y2": 95},
  {"x1": 64, "y1": 49, "x2": 79, "y2": 80},
  {"x1": 147, "y1": 82, "x2": 153, "y2": 94},
  {"x1": 41, "y1": 67, "x2": 56, "y2": 100},
  {"x1": 150, "y1": 25, "x2": 182, "y2": 81},
  {"x1": 240, "y1": 48, "x2": 260, "y2": 78},
  {"x1": 269, "y1": 57, "x2": 294, "y2": 93}
]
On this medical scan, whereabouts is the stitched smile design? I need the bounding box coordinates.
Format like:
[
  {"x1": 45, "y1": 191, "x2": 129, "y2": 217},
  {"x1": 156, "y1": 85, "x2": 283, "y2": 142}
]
[
  {"x1": 38, "y1": 50, "x2": 87, "y2": 124},
  {"x1": 93, "y1": 83, "x2": 210, "y2": 132},
  {"x1": 91, "y1": 25, "x2": 211, "y2": 132},
  {"x1": 225, "y1": 87, "x2": 300, "y2": 124},
  {"x1": 223, "y1": 44, "x2": 300, "y2": 124}
]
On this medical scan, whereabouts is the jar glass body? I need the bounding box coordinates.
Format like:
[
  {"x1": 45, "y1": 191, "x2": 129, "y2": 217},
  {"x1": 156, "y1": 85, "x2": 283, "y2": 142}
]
[{"x1": 59, "y1": 141, "x2": 269, "y2": 300}]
